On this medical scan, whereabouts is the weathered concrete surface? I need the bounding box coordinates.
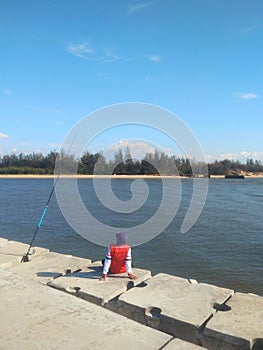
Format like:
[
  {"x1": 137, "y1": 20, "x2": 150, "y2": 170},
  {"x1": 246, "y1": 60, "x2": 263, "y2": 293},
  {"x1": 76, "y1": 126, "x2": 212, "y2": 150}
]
[
  {"x1": 0, "y1": 237, "x2": 8, "y2": 247},
  {"x1": 10, "y1": 251, "x2": 92, "y2": 284},
  {"x1": 202, "y1": 292, "x2": 263, "y2": 350},
  {"x1": 0, "y1": 268, "x2": 172, "y2": 350},
  {"x1": 48, "y1": 261, "x2": 151, "y2": 306},
  {"x1": 2, "y1": 238, "x2": 262, "y2": 350},
  {"x1": 0, "y1": 239, "x2": 49, "y2": 269},
  {"x1": 116, "y1": 273, "x2": 234, "y2": 345},
  {"x1": 163, "y1": 338, "x2": 205, "y2": 349}
]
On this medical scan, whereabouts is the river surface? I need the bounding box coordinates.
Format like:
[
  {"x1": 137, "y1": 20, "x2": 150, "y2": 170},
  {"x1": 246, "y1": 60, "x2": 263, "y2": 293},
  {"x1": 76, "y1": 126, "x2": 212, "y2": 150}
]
[{"x1": 0, "y1": 177, "x2": 262, "y2": 295}]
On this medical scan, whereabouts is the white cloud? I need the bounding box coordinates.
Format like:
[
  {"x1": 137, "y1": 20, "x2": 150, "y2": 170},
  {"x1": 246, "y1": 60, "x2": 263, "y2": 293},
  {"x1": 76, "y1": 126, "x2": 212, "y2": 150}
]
[
  {"x1": 23, "y1": 104, "x2": 64, "y2": 114},
  {"x1": 65, "y1": 41, "x2": 161, "y2": 66},
  {"x1": 128, "y1": 1, "x2": 154, "y2": 14},
  {"x1": 240, "y1": 151, "x2": 251, "y2": 158},
  {"x1": 66, "y1": 42, "x2": 123, "y2": 63},
  {"x1": 99, "y1": 49, "x2": 122, "y2": 64},
  {"x1": 47, "y1": 143, "x2": 61, "y2": 150},
  {"x1": 240, "y1": 151, "x2": 263, "y2": 161},
  {"x1": 235, "y1": 92, "x2": 260, "y2": 100},
  {"x1": 208, "y1": 151, "x2": 263, "y2": 162},
  {"x1": 66, "y1": 42, "x2": 94, "y2": 58},
  {"x1": 241, "y1": 25, "x2": 257, "y2": 34},
  {"x1": 0, "y1": 132, "x2": 8, "y2": 139},
  {"x1": 101, "y1": 140, "x2": 158, "y2": 160},
  {"x1": 149, "y1": 54, "x2": 161, "y2": 62},
  {"x1": 3, "y1": 89, "x2": 12, "y2": 96},
  {"x1": 218, "y1": 153, "x2": 237, "y2": 160},
  {"x1": 46, "y1": 108, "x2": 64, "y2": 114}
]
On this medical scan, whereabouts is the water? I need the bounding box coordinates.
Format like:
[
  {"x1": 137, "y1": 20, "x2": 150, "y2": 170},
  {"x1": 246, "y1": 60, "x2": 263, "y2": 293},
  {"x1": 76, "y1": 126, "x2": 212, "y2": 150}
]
[{"x1": 0, "y1": 177, "x2": 262, "y2": 295}]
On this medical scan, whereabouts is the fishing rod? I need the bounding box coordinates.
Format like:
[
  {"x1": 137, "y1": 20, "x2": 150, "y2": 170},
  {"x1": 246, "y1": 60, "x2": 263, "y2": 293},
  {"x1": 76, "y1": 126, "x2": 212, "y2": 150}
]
[
  {"x1": 21, "y1": 176, "x2": 60, "y2": 262},
  {"x1": 21, "y1": 132, "x2": 78, "y2": 263}
]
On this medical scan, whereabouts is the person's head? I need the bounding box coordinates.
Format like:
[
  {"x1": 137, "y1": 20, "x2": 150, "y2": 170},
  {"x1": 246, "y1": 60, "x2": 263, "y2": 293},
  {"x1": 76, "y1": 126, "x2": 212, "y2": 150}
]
[{"x1": 116, "y1": 232, "x2": 128, "y2": 246}]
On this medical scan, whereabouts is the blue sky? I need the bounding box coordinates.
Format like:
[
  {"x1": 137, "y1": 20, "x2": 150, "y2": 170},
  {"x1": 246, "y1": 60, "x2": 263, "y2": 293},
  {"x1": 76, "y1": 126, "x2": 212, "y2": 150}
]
[{"x1": 0, "y1": 0, "x2": 262, "y2": 162}]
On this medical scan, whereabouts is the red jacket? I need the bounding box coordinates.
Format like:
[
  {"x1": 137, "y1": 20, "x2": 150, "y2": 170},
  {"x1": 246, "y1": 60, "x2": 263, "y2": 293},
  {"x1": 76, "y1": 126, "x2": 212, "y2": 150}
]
[{"x1": 108, "y1": 244, "x2": 130, "y2": 274}]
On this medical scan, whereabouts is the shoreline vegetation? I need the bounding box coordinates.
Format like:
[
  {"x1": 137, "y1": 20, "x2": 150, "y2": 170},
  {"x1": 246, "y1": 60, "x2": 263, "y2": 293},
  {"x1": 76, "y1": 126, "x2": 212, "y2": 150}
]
[
  {"x1": 1, "y1": 173, "x2": 263, "y2": 179},
  {"x1": 1, "y1": 149, "x2": 263, "y2": 178}
]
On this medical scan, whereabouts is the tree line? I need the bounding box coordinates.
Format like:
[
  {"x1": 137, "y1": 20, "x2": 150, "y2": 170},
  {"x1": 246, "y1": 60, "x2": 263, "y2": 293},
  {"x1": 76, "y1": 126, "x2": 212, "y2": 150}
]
[{"x1": 0, "y1": 149, "x2": 263, "y2": 176}]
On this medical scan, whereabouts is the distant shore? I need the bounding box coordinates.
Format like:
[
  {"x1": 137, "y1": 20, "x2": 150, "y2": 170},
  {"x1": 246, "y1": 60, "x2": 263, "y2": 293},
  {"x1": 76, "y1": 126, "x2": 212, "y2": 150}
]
[
  {"x1": 0, "y1": 174, "x2": 182, "y2": 179},
  {"x1": 210, "y1": 174, "x2": 263, "y2": 178},
  {"x1": 1, "y1": 174, "x2": 263, "y2": 179}
]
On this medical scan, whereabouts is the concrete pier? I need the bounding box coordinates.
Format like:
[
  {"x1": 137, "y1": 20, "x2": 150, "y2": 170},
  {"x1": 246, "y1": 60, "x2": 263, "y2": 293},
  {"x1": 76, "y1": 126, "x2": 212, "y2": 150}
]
[
  {"x1": 48, "y1": 261, "x2": 151, "y2": 306},
  {"x1": 0, "y1": 238, "x2": 49, "y2": 269},
  {"x1": 0, "y1": 237, "x2": 262, "y2": 350},
  {"x1": 115, "y1": 273, "x2": 234, "y2": 345},
  {"x1": 0, "y1": 268, "x2": 171, "y2": 350},
  {"x1": 202, "y1": 292, "x2": 263, "y2": 350},
  {"x1": 10, "y1": 251, "x2": 92, "y2": 284}
]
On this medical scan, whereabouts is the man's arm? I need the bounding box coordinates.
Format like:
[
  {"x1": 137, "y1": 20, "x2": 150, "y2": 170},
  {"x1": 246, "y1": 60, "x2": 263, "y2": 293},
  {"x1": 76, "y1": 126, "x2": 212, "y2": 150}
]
[
  {"x1": 126, "y1": 248, "x2": 137, "y2": 280},
  {"x1": 100, "y1": 247, "x2": 111, "y2": 281}
]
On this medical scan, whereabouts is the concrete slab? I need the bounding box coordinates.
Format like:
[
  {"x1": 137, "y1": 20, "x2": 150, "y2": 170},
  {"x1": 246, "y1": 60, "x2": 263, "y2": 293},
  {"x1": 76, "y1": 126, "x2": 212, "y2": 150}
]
[
  {"x1": 202, "y1": 292, "x2": 263, "y2": 350},
  {"x1": 9, "y1": 251, "x2": 92, "y2": 284},
  {"x1": 163, "y1": 338, "x2": 206, "y2": 349},
  {"x1": 0, "y1": 239, "x2": 49, "y2": 268},
  {"x1": 0, "y1": 237, "x2": 8, "y2": 247},
  {"x1": 48, "y1": 261, "x2": 152, "y2": 306},
  {"x1": 116, "y1": 273, "x2": 234, "y2": 345},
  {"x1": 0, "y1": 268, "x2": 172, "y2": 350}
]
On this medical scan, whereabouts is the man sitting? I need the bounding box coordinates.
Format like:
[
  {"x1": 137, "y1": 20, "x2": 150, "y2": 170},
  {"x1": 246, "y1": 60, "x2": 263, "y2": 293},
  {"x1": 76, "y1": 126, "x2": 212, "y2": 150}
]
[{"x1": 100, "y1": 232, "x2": 137, "y2": 281}]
